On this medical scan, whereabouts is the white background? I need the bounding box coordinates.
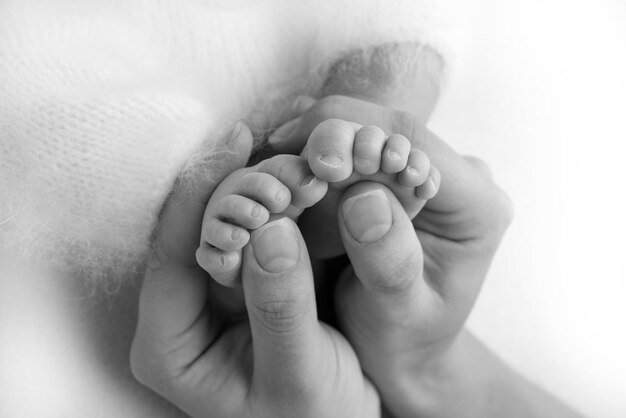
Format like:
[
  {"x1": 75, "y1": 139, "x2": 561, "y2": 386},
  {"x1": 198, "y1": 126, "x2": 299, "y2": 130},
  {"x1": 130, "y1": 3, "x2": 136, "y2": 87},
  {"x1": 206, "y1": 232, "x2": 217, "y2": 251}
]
[
  {"x1": 1, "y1": 1, "x2": 624, "y2": 416},
  {"x1": 431, "y1": 1, "x2": 626, "y2": 416}
]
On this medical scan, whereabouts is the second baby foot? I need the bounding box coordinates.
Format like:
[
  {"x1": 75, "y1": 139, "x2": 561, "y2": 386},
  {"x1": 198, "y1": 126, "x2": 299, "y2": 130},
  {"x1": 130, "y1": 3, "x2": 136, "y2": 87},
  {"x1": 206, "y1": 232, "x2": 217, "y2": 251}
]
[{"x1": 300, "y1": 118, "x2": 440, "y2": 259}]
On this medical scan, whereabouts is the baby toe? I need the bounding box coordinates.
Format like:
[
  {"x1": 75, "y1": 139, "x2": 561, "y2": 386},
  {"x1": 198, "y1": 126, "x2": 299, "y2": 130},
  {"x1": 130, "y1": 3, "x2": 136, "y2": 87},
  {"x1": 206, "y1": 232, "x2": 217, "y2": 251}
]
[
  {"x1": 195, "y1": 245, "x2": 242, "y2": 287},
  {"x1": 381, "y1": 134, "x2": 411, "y2": 174},
  {"x1": 398, "y1": 148, "x2": 431, "y2": 187},
  {"x1": 415, "y1": 165, "x2": 441, "y2": 200},
  {"x1": 202, "y1": 218, "x2": 250, "y2": 252},
  {"x1": 237, "y1": 172, "x2": 292, "y2": 213},
  {"x1": 353, "y1": 125, "x2": 386, "y2": 175},
  {"x1": 219, "y1": 195, "x2": 269, "y2": 230},
  {"x1": 307, "y1": 119, "x2": 358, "y2": 182},
  {"x1": 258, "y1": 155, "x2": 328, "y2": 209}
]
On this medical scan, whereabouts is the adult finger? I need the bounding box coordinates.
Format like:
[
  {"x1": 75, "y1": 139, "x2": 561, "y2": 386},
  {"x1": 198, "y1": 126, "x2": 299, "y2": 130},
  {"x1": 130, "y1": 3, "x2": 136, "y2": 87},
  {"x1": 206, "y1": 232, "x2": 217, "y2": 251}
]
[
  {"x1": 337, "y1": 182, "x2": 425, "y2": 323},
  {"x1": 131, "y1": 123, "x2": 252, "y2": 387},
  {"x1": 292, "y1": 95, "x2": 317, "y2": 115},
  {"x1": 241, "y1": 216, "x2": 322, "y2": 393},
  {"x1": 267, "y1": 95, "x2": 317, "y2": 151},
  {"x1": 269, "y1": 95, "x2": 387, "y2": 154},
  {"x1": 137, "y1": 122, "x2": 252, "y2": 354}
]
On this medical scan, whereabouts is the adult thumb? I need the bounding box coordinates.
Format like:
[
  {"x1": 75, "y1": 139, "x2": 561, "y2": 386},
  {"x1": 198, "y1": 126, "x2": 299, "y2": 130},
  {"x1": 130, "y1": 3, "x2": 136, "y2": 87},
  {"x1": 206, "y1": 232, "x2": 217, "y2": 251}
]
[
  {"x1": 337, "y1": 182, "x2": 425, "y2": 319},
  {"x1": 241, "y1": 216, "x2": 321, "y2": 393}
]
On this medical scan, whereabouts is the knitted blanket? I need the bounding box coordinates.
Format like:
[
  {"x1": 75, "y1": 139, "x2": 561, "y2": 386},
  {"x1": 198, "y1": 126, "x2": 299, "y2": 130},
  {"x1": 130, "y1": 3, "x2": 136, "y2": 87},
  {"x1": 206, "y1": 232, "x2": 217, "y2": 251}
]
[{"x1": 0, "y1": 0, "x2": 456, "y2": 283}]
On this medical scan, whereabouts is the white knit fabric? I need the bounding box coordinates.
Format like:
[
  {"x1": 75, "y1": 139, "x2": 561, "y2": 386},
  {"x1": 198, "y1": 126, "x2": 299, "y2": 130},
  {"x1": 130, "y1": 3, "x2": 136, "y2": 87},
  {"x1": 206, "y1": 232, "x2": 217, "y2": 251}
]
[{"x1": 0, "y1": 0, "x2": 456, "y2": 281}]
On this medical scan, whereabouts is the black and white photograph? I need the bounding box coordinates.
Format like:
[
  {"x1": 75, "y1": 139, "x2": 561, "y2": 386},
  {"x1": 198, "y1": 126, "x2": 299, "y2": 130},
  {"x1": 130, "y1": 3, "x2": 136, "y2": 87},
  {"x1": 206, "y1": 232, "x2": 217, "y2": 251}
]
[{"x1": 1, "y1": 0, "x2": 624, "y2": 417}]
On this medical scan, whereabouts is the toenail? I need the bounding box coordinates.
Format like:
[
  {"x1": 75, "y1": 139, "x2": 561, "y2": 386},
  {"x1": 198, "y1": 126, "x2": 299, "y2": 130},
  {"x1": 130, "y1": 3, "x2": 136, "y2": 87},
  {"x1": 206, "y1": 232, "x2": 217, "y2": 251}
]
[
  {"x1": 342, "y1": 189, "x2": 392, "y2": 243},
  {"x1": 407, "y1": 166, "x2": 419, "y2": 175},
  {"x1": 427, "y1": 177, "x2": 437, "y2": 193},
  {"x1": 231, "y1": 228, "x2": 242, "y2": 241},
  {"x1": 416, "y1": 178, "x2": 437, "y2": 199},
  {"x1": 354, "y1": 157, "x2": 371, "y2": 166},
  {"x1": 320, "y1": 154, "x2": 344, "y2": 167},
  {"x1": 388, "y1": 150, "x2": 402, "y2": 160},
  {"x1": 275, "y1": 188, "x2": 287, "y2": 201},
  {"x1": 300, "y1": 175, "x2": 317, "y2": 187},
  {"x1": 268, "y1": 117, "x2": 301, "y2": 145},
  {"x1": 251, "y1": 205, "x2": 264, "y2": 218}
]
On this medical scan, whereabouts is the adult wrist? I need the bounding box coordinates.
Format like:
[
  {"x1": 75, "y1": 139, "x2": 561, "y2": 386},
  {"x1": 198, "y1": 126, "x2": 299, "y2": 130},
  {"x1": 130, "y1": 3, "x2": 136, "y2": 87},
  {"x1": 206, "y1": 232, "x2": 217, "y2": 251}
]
[
  {"x1": 378, "y1": 330, "x2": 471, "y2": 418},
  {"x1": 380, "y1": 329, "x2": 575, "y2": 418}
]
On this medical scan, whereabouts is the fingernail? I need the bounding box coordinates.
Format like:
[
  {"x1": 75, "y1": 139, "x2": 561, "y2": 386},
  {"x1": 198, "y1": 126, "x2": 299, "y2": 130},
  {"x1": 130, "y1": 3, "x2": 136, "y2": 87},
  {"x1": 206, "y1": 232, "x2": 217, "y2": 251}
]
[
  {"x1": 342, "y1": 189, "x2": 392, "y2": 243},
  {"x1": 252, "y1": 218, "x2": 299, "y2": 272},
  {"x1": 230, "y1": 121, "x2": 243, "y2": 142},
  {"x1": 268, "y1": 117, "x2": 301, "y2": 145},
  {"x1": 291, "y1": 95, "x2": 306, "y2": 112},
  {"x1": 291, "y1": 95, "x2": 316, "y2": 113}
]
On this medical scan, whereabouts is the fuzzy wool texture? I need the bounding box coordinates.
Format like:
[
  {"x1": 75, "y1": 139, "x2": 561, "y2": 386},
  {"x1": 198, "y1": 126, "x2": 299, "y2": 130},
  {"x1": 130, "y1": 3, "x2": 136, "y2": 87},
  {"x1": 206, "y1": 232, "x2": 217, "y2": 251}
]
[{"x1": 0, "y1": 0, "x2": 460, "y2": 287}]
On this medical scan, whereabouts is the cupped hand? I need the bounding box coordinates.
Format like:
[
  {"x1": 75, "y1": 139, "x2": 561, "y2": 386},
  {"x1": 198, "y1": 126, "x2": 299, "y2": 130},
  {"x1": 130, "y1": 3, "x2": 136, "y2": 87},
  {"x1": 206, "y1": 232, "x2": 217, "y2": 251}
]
[
  {"x1": 130, "y1": 123, "x2": 379, "y2": 418},
  {"x1": 270, "y1": 95, "x2": 514, "y2": 415}
]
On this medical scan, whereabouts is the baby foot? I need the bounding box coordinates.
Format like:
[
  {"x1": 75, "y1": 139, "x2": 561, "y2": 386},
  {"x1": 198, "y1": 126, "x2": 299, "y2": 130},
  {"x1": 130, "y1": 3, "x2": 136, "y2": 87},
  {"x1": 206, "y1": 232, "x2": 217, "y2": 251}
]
[
  {"x1": 299, "y1": 118, "x2": 440, "y2": 259},
  {"x1": 196, "y1": 154, "x2": 327, "y2": 287}
]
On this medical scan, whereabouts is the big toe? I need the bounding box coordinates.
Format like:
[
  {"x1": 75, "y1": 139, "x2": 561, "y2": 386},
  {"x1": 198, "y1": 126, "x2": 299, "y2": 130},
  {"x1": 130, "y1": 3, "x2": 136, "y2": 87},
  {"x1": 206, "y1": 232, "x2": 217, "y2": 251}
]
[{"x1": 307, "y1": 119, "x2": 359, "y2": 182}]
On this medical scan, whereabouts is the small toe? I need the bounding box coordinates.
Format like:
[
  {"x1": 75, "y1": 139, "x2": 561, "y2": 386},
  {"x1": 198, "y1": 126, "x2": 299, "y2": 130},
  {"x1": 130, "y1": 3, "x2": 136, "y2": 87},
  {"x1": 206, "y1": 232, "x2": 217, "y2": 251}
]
[
  {"x1": 381, "y1": 134, "x2": 411, "y2": 174},
  {"x1": 201, "y1": 218, "x2": 250, "y2": 252},
  {"x1": 218, "y1": 195, "x2": 269, "y2": 229},
  {"x1": 258, "y1": 154, "x2": 328, "y2": 209},
  {"x1": 236, "y1": 172, "x2": 292, "y2": 213},
  {"x1": 196, "y1": 245, "x2": 242, "y2": 287},
  {"x1": 398, "y1": 148, "x2": 431, "y2": 187},
  {"x1": 353, "y1": 125, "x2": 386, "y2": 175},
  {"x1": 415, "y1": 165, "x2": 441, "y2": 200}
]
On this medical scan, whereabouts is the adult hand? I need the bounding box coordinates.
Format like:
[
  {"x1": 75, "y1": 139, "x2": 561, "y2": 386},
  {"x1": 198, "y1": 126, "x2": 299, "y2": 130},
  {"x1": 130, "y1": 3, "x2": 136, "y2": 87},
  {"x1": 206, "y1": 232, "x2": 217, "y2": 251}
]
[
  {"x1": 270, "y1": 96, "x2": 560, "y2": 417},
  {"x1": 270, "y1": 95, "x2": 512, "y2": 348},
  {"x1": 130, "y1": 123, "x2": 379, "y2": 418}
]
